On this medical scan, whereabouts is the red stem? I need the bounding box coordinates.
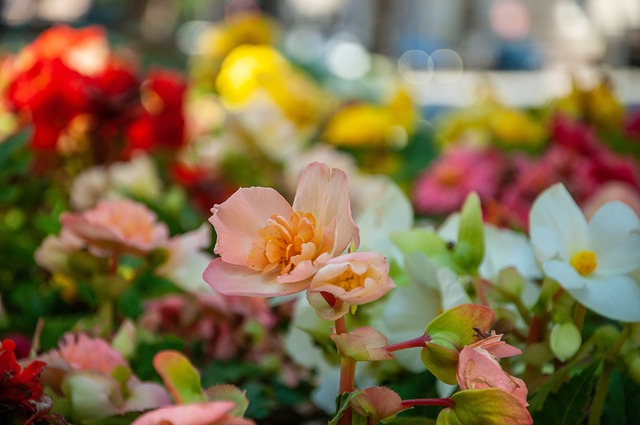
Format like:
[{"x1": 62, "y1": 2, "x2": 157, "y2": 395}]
[
  {"x1": 401, "y1": 398, "x2": 454, "y2": 408},
  {"x1": 335, "y1": 314, "x2": 354, "y2": 425},
  {"x1": 384, "y1": 334, "x2": 432, "y2": 352}
]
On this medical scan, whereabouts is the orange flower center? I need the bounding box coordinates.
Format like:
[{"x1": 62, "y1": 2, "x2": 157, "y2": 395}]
[
  {"x1": 248, "y1": 211, "x2": 330, "y2": 275},
  {"x1": 436, "y1": 166, "x2": 462, "y2": 187},
  {"x1": 329, "y1": 267, "x2": 366, "y2": 291},
  {"x1": 570, "y1": 250, "x2": 597, "y2": 276}
]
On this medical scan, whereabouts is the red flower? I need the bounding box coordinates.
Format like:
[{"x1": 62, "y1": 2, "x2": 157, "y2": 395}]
[
  {"x1": 125, "y1": 70, "x2": 186, "y2": 153},
  {"x1": 0, "y1": 339, "x2": 46, "y2": 413}
]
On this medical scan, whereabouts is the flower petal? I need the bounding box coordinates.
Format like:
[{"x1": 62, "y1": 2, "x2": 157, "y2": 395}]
[
  {"x1": 210, "y1": 187, "x2": 293, "y2": 266},
  {"x1": 203, "y1": 259, "x2": 309, "y2": 297},
  {"x1": 588, "y1": 202, "x2": 640, "y2": 274},
  {"x1": 529, "y1": 183, "x2": 588, "y2": 261},
  {"x1": 131, "y1": 401, "x2": 254, "y2": 425},
  {"x1": 292, "y1": 162, "x2": 360, "y2": 256},
  {"x1": 543, "y1": 260, "x2": 588, "y2": 290},
  {"x1": 567, "y1": 274, "x2": 640, "y2": 322}
]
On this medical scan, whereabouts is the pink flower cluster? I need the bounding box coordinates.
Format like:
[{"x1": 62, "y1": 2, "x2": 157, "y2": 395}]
[
  {"x1": 413, "y1": 115, "x2": 640, "y2": 228},
  {"x1": 139, "y1": 292, "x2": 278, "y2": 362}
]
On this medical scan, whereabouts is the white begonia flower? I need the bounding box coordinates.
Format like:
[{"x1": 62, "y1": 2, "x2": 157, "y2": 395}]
[
  {"x1": 530, "y1": 183, "x2": 640, "y2": 322},
  {"x1": 156, "y1": 224, "x2": 213, "y2": 294}
]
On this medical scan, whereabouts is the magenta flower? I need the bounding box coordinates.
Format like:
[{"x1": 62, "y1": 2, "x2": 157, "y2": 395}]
[
  {"x1": 60, "y1": 198, "x2": 169, "y2": 257},
  {"x1": 413, "y1": 147, "x2": 504, "y2": 216},
  {"x1": 203, "y1": 162, "x2": 359, "y2": 297}
]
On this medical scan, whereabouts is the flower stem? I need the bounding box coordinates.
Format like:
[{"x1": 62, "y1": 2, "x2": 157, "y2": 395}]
[
  {"x1": 384, "y1": 334, "x2": 432, "y2": 352},
  {"x1": 401, "y1": 398, "x2": 454, "y2": 408},
  {"x1": 335, "y1": 315, "x2": 355, "y2": 425},
  {"x1": 588, "y1": 324, "x2": 630, "y2": 425},
  {"x1": 513, "y1": 297, "x2": 531, "y2": 326},
  {"x1": 573, "y1": 303, "x2": 586, "y2": 332}
]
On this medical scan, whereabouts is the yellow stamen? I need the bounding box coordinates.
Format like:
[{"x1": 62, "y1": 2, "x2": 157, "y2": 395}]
[
  {"x1": 570, "y1": 250, "x2": 597, "y2": 276},
  {"x1": 248, "y1": 210, "x2": 330, "y2": 275},
  {"x1": 330, "y1": 267, "x2": 365, "y2": 291}
]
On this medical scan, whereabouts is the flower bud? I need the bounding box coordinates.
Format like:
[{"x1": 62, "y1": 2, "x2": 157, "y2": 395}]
[{"x1": 550, "y1": 322, "x2": 581, "y2": 361}]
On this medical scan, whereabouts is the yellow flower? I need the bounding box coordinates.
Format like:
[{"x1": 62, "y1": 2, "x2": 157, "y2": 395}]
[
  {"x1": 323, "y1": 87, "x2": 416, "y2": 148},
  {"x1": 216, "y1": 45, "x2": 332, "y2": 130}
]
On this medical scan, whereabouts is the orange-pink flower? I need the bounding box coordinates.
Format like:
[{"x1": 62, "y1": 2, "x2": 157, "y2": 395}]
[
  {"x1": 60, "y1": 198, "x2": 169, "y2": 257},
  {"x1": 307, "y1": 252, "x2": 395, "y2": 318},
  {"x1": 456, "y1": 342, "x2": 528, "y2": 408},
  {"x1": 203, "y1": 162, "x2": 359, "y2": 297}
]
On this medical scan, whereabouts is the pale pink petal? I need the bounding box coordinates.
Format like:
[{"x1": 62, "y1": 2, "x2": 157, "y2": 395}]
[
  {"x1": 457, "y1": 346, "x2": 528, "y2": 407},
  {"x1": 292, "y1": 162, "x2": 360, "y2": 256},
  {"x1": 210, "y1": 187, "x2": 293, "y2": 266},
  {"x1": 469, "y1": 334, "x2": 522, "y2": 359},
  {"x1": 203, "y1": 259, "x2": 310, "y2": 297},
  {"x1": 122, "y1": 379, "x2": 172, "y2": 413},
  {"x1": 308, "y1": 252, "x2": 395, "y2": 305},
  {"x1": 131, "y1": 401, "x2": 254, "y2": 425}
]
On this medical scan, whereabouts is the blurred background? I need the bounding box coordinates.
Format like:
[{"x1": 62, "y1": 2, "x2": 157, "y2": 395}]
[{"x1": 1, "y1": 0, "x2": 639, "y2": 108}]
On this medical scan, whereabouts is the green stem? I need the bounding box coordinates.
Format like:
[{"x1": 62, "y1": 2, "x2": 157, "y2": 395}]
[
  {"x1": 97, "y1": 300, "x2": 113, "y2": 337},
  {"x1": 588, "y1": 324, "x2": 630, "y2": 425},
  {"x1": 573, "y1": 303, "x2": 586, "y2": 332},
  {"x1": 513, "y1": 296, "x2": 531, "y2": 326}
]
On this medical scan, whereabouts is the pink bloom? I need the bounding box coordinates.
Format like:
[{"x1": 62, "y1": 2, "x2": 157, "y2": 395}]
[
  {"x1": 131, "y1": 401, "x2": 255, "y2": 425},
  {"x1": 47, "y1": 333, "x2": 127, "y2": 375},
  {"x1": 203, "y1": 162, "x2": 359, "y2": 297},
  {"x1": 467, "y1": 331, "x2": 522, "y2": 359},
  {"x1": 308, "y1": 252, "x2": 395, "y2": 306},
  {"x1": 583, "y1": 181, "x2": 640, "y2": 219},
  {"x1": 413, "y1": 147, "x2": 504, "y2": 216},
  {"x1": 457, "y1": 344, "x2": 528, "y2": 408},
  {"x1": 60, "y1": 198, "x2": 169, "y2": 257}
]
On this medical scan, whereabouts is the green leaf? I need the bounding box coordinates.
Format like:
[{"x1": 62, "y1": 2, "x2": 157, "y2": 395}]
[
  {"x1": 421, "y1": 304, "x2": 494, "y2": 384},
  {"x1": 391, "y1": 418, "x2": 437, "y2": 425},
  {"x1": 204, "y1": 384, "x2": 249, "y2": 417},
  {"x1": 153, "y1": 350, "x2": 204, "y2": 404},
  {"x1": 531, "y1": 361, "x2": 599, "y2": 425},
  {"x1": 438, "y1": 389, "x2": 532, "y2": 425},
  {"x1": 328, "y1": 390, "x2": 364, "y2": 425},
  {"x1": 0, "y1": 129, "x2": 28, "y2": 170},
  {"x1": 391, "y1": 229, "x2": 448, "y2": 257}
]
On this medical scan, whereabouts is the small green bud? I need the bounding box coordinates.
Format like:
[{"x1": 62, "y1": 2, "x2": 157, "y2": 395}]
[
  {"x1": 455, "y1": 192, "x2": 484, "y2": 272},
  {"x1": 594, "y1": 325, "x2": 621, "y2": 353},
  {"x1": 550, "y1": 322, "x2": 582, "y2": 361},
  {"x1": 523, "y1": 342, "x2": 554, "y2": 366},
  {"x1": 494, "y1": 267, "x2": 525, "y2": 301},
  {"x1": 625, "y1": 352, "x2": 640, "y2": 384}
]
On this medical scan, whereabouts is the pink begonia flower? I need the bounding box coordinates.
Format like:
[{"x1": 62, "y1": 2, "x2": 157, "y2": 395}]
[
  {"x1": 457, "y1": 344, "x2": 528, "y2": 408},
  {"x1": 51, "y1": 333, "x2": 127, "y2": 374},
  {"x1": 131, "y1": 401, "x2": 255, "y2": 425},
  {"x1": 140, "y1": 292, "x2": 277, "y2": 362},
  {"x1": 39, "y1": 333, "x2": 171, "y2": 422},
  {"x1": 467, "y1": 331, "x2": 522, "y2": 359},
  {"x1": 583, "y1": 181, "x2": 640, "y2": 219},
  {"x1": 413, "y1": 147, "x2": 504, "y2": 216},
  {"x1": 203, "y1": 162, "x2": 359, "y2": 297},
  {"x1": 60, "y1": 198, "x2": 169, "y2": 257},
  {"x1": 308, "y1": 252, "x2": 395, "y2": 306}
]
